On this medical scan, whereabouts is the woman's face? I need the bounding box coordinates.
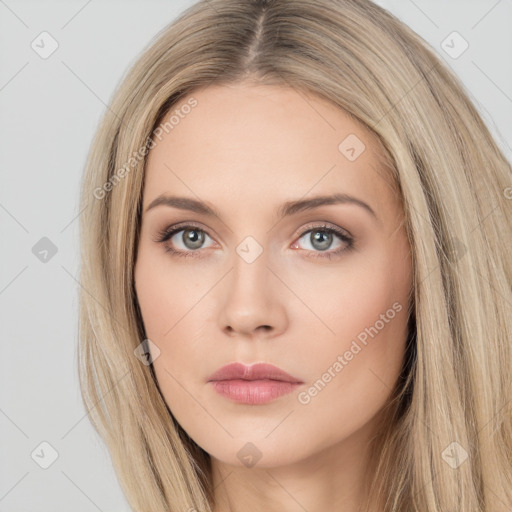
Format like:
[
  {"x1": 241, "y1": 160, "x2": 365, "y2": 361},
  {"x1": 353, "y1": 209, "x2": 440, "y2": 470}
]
[{"x1": 134, "y1": 82, "x2": 412, "y2": 470}]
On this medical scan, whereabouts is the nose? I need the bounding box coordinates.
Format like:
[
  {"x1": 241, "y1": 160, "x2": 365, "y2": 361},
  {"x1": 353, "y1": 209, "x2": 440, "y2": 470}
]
[{"x1": 217, "y1": 248, "x2": 288, "y2": 339}]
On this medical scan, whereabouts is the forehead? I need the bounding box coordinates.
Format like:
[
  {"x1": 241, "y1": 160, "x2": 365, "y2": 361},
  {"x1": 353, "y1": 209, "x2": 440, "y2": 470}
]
[{"x1": 143, "y1": 82, "x2": 396, "y2": 219}]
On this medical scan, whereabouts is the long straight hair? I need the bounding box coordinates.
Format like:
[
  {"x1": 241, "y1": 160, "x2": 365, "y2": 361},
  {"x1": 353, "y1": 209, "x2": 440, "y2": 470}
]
[{"x1": 78, "y1": 0, "x2": 512, "y2": 510}]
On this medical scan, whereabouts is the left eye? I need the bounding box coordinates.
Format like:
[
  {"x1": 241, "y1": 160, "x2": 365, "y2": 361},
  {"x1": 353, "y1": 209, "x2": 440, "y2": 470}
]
[
  {"x1": 293, "y1": 226, "x2": 352, "y2": 254},
  {"x1": 155, "y1": 223, "x2": 354, "y2": 259}
]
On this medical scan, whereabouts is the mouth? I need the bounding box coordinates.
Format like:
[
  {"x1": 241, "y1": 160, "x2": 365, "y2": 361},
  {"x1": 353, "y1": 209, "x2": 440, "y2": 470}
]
[
  {"x1": 207, "y1": 362, "x2": 303, "y2": 405},
  {"x1": 209, "y1": 379, "x2": 302, "y2": 405}
]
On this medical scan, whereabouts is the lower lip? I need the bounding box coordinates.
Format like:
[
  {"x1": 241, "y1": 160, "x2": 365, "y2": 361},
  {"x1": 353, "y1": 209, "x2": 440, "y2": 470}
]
[{"x1": 209, "y1": 379, "x2": 302, "y2": 405}]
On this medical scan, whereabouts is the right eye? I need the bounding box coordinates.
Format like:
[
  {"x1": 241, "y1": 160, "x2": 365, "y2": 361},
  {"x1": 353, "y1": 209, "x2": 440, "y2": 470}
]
[{"x1": 155, "y1": 224, "x2": 216, "y2": 258}]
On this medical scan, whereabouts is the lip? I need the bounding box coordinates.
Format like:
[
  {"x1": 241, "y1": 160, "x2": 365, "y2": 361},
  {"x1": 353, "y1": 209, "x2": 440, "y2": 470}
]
[
  {"x1": 208, "y1": 362, "x2": 304, "y2": 405},
  {"x1": 208, "y1": 362, "x2": 303, "y2": 383}
]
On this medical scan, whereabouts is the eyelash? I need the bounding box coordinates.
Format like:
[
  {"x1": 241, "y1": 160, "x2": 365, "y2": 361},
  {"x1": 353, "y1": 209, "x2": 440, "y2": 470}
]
[{"x1": 154, "y1": 222, "x2": 354, "y2": 260}]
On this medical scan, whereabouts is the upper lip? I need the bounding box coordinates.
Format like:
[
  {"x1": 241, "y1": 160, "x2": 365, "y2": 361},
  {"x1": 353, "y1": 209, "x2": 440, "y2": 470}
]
[{"x1": 208, "y1": 362, "x2": 303, "y2": 383}]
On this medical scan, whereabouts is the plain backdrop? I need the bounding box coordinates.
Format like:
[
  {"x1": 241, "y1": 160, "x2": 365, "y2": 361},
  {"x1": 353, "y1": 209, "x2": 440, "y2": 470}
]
[{"x1": 1, "y1": 0, "x2": 511, "y2": 510}]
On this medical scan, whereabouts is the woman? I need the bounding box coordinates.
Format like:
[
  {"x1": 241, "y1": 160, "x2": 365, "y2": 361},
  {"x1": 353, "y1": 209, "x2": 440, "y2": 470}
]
[{"x1": 78, "y1": 0, "x2": 512, "y2": 510}]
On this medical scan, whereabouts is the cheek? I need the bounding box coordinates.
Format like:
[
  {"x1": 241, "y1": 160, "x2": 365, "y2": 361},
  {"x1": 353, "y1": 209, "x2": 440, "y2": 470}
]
[
  {"x1": 302, "y1": 245, "x2": 411, "y2": 410},
  {"x1": 315, "y1": 246, "x2": 410, "y2": 349},
  {"x1": 291, "y1": 274, "x2": 409, "y2": 456},
  {"x1": 134, "y1": 249, "x2": 211, "y2": 393},
  {"x1": 134, "y1": 248, "x2": 203, "y2": 338}
]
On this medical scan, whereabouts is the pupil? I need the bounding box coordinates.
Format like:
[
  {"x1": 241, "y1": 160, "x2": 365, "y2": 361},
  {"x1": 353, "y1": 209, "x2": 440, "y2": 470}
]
[
  {"x1": 312, "y1": 231, "x2": 332, "y2": 251},
  {"x1": 184, "y1": 229, "x2": 204, "y2": 249}
]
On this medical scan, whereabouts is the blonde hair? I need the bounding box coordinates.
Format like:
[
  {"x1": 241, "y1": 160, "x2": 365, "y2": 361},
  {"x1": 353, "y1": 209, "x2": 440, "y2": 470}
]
[{"x1": 78, "y1": 0, "x2": 512, "y2": 510}]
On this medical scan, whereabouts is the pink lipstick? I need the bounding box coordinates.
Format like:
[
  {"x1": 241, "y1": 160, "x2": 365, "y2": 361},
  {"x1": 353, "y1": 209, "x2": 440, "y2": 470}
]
[{"x1": 207, "y1": 362, "x2": 303, "y2": 405}]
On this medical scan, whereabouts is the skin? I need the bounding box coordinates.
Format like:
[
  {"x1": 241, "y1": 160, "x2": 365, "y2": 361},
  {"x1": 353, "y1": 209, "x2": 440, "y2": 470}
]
[{"x1": 134, "y1": 81, "x2": 413, "y2": 512}]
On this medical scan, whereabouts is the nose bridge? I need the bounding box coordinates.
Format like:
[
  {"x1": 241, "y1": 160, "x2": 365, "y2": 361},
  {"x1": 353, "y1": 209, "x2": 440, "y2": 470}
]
[
  {"x1": 217, "y1": 235, "x2": 287, "y2": 336},
  {"x1": 229, "y1": 235, "x2": 271, "y2": 302},
  {"x1": 234, "y1": 234, "x2": 267, "y2": 271}
]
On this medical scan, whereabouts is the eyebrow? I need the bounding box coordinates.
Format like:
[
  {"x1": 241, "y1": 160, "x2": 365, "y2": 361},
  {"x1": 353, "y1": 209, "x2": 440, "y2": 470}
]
[{"x1": 145, "y1": 193, "x2": 378, "y2": 222}]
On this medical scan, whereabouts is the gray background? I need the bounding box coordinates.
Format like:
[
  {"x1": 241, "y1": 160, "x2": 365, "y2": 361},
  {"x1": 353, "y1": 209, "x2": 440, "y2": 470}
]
[{"x1": 1, "y1": 1, "x2": 511, "y2": 510}]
